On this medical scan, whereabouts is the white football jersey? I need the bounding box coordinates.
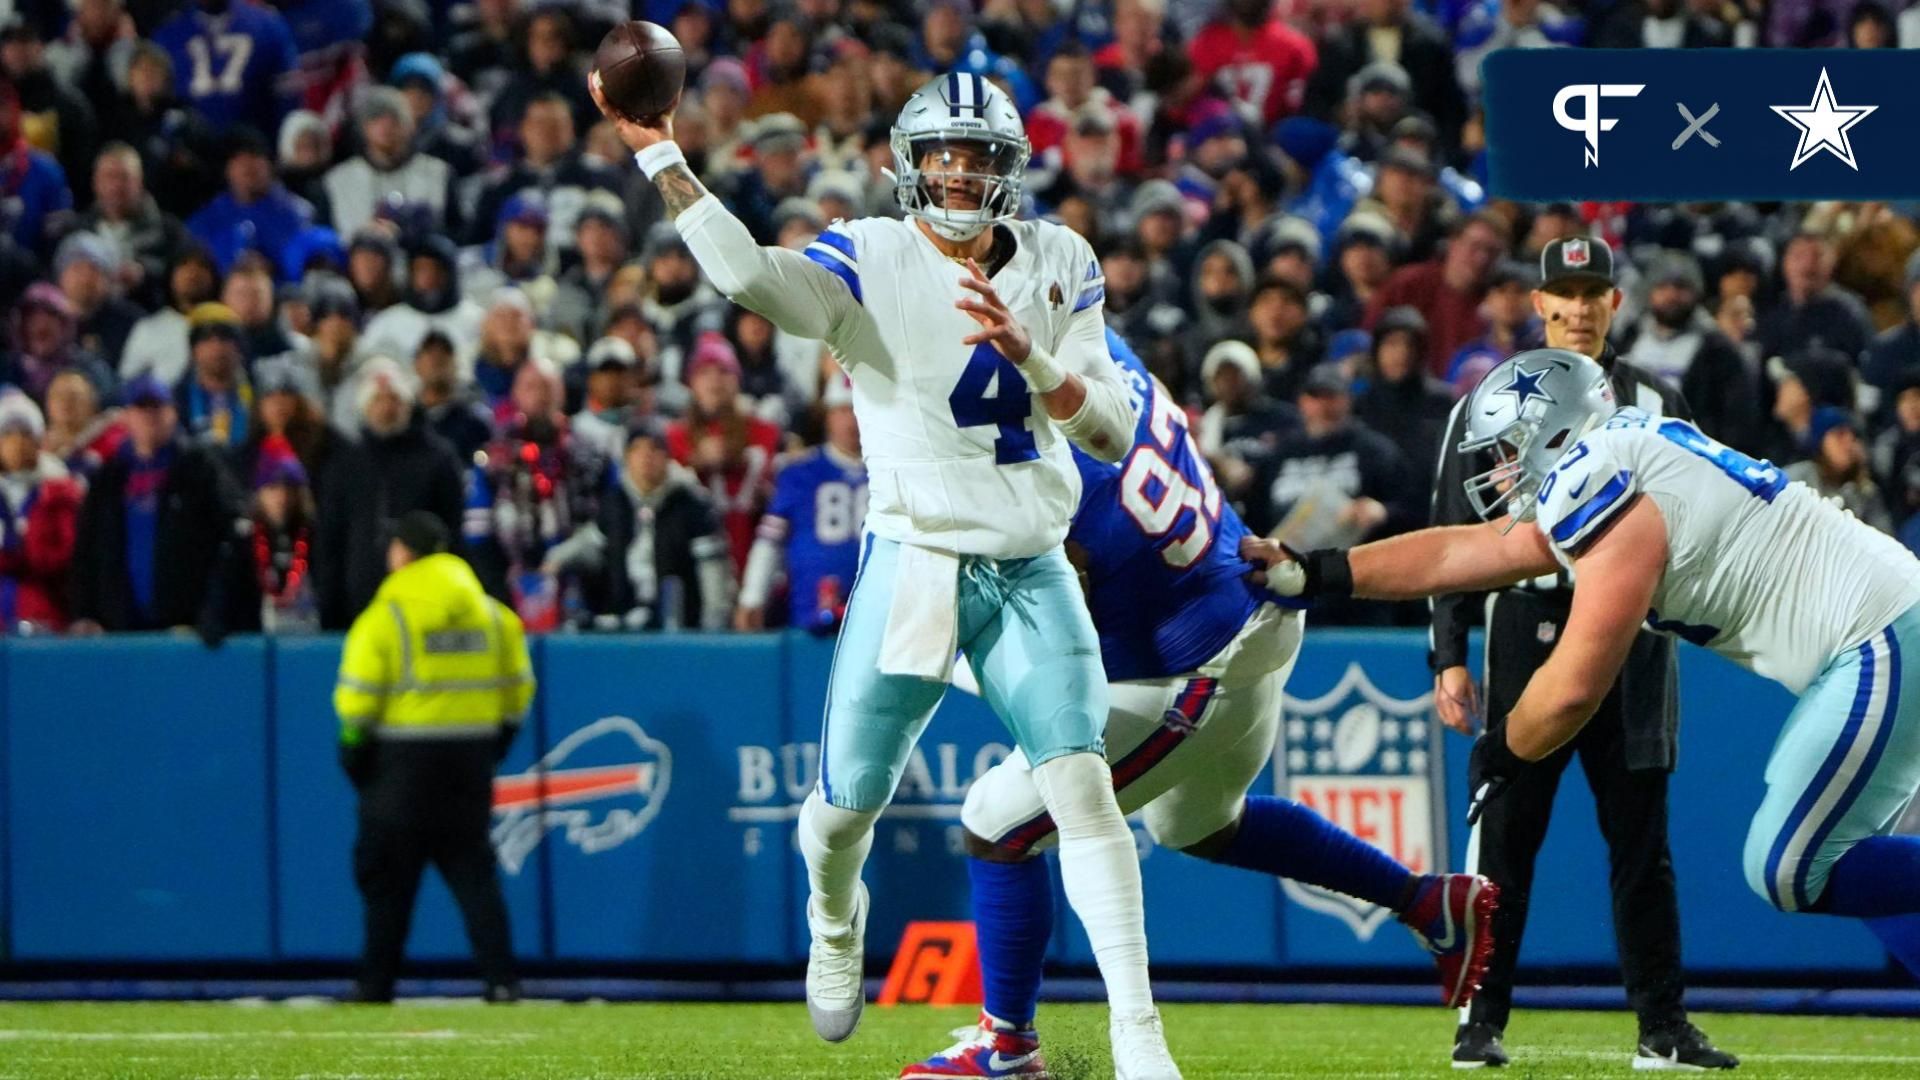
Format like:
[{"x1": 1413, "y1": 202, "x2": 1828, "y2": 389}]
[
  {"x1": 1534, "y1": 408, "x2": 1920, "y2": 693},
  {"x1": 735, "y1": 210, "x2": 1126, "y2": 557}
]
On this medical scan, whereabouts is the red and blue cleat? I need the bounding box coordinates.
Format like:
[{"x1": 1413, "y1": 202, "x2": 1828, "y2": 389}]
[
  {"x1": 901, "y1": 1013, "x2": 1049, "y2": 1079},
  {"x1": 1400, "y1": 872, "x2": 1501, "y2": 1009}
]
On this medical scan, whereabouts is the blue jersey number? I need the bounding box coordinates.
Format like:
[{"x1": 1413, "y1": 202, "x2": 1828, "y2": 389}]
[
  {"x1": 1657, "y1": 420, "x2": 1786, "y2": 502},
  {"x1": 949, "y1": 345, "x2": 1039, "y2": 465}
]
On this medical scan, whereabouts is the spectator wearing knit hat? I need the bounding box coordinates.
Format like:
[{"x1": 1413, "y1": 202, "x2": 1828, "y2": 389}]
[
  {"x1": 1305, "y1": 0, "x2": 1466, "y2": 149},
  {"x1": 1788, "y1": 406, "x2": 1892, "y2": 534},
  {"x1": 70, "y1": 372, "x2": 242, "y2": 640},
  {"x1": 1196, "y1": 338, "x2": 1300, "y2": 467},
  {"x1": 0, "y1": 390, "x2": 80, "y2": 633},
  {"x1": 322, "y1": 86, "x2": 458, "y2": 239},
  {"x1": 232, "y1": 434, "x2": 319, "y2": 634},
  {"x1": 388, "y1": 52, "x2": 486, "y2": 178},
  {"x1": 1356, "y1": 305, "x2": 1453, "y2": 470},
  {"x1": 1322, "y1": 211, "x2": 1397, "y2": 334},
  {"x1": 667, "y1": 332, "x2": 781, "y2": 573},
  {"x1": 55, "y1": 232, "x2": 140, "y2": 368},
  {"x1": 550, "y1": 194, "x2": 634, "y2": 346},
  {"x1": 175, "y1": 302, "x2": 253, "y2": 454},
  {"x1": 1618, "y1": 251, "x2": 1762, "y2": 454},
  {"x1": 361, "y1": 235, "x2": 485, "y2": 374},
  {"x1": 0, "y1": 282, "x2": 112, "y2": 407},
  {"x1": 314, "y1": 356, "x2": 462, "y2": 628},
  {"x1": 239, "y1": 354, "x2": 333, "y2": 497}
]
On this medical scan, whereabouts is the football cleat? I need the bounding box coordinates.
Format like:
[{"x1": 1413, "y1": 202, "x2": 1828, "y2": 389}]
[
  {"x1": 900, "y1": 1013, "x2": 1048, "y2": 1078},
  {"x1": 1634, "y1": 1021, "x2": 1739, "y2": 1070},
  {"x1": 1452, "y1": 1021, "x2": 1509, "y2": 1069},
  {"x1": 1110, "y1": 1008, "x2": 1181, "y2": 1080},
  {"x1": 1401, "y1": 872, "x2": 1500, "y2": 1008},
  {"x1": 805, "y1": 882, "x2": 868, "y2": 1043}
]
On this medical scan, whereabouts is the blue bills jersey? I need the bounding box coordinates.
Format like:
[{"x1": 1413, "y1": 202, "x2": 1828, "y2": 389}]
[
  {"x1": 153, "y1": 1, "x2": 299, "y2": 135},
  {"x1": 763, "y1": 447, "x2": 868, "y2": 631},
  {"x1": 1069, "y1": 329, "x2": 1289, "y2": 682}
]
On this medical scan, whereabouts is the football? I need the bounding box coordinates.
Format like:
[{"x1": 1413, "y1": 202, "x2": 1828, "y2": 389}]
[{"x1": 591, "y1": 21, "x2": 685, "y2": 122}]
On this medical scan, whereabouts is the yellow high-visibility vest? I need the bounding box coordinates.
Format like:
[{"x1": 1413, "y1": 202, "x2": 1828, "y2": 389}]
[{"x1": 334, "y1": 553, "x2": 534, "y2": 744}]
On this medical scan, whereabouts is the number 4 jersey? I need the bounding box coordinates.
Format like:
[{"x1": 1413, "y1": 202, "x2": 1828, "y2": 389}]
[
  {"x1": 1535, "y1": 408, "x2": 1920, "y2": 693},
  {"x1": 1069, "y1": 329, "x2": 1296, "y2": 683},
  {"x1": 672, "y1": 193, "x2": 1135, "y2": 560}
]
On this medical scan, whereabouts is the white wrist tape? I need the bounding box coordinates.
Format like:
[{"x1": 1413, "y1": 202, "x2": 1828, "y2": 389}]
[
  {"x1": 1015, "y1": 341, "x2": 1068, "y2": 395},
  {"x1": 633, "y1": 142, "x2": 687, "y2": 179}
]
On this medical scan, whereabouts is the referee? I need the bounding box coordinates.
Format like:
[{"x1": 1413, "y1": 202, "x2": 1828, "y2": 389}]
[
  {"x1": 1429, "y1": 237, "x2": 1736, "y2": 1069},
  {"x1": 335, "y1": 511, "x2": 535, "y2": 1003}
]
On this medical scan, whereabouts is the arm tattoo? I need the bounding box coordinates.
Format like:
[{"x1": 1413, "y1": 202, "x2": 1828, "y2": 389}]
[{"x1": 653, "y1": 163, "x2": 708, "y2": 219}]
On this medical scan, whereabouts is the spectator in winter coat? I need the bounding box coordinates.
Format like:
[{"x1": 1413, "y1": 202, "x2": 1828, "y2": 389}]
[
  {"x1": 469, "y1": 93, "x2": 621, "y2": 250},
  {"x1": 1861, "y1": 251, "x2": 1920, "y2": 425},
  {"x1": 1871, "y1": 369, "x2": 1920, "y2": 521},
  {"x1": 55, "y1": 232, "x2": 140, "y2": 369},
  {"x1": 313, "y1": 357, "x2": 463, "y2": 629},
  {"x1": 100, "y1": 43, "x2": 221, "y2": 222},
  {"x1": 486, "y1": 9, "x2": 597, "y2": 141},
  {"x1": 361, "y1": 235, "x2": 486, "y2": 372},
  {"x1": 322, "y1": 87, "x2": 457, "y2": 239},
  {"x1": 1618, "y1": 251, "x2": 1762, "y2": 453},
  {"x1": 1444, "y1": 258, "x2": 1537, "y2": 392},
  {"x1": 119, "y1": 248, "x2": 218, "y2": 387},
  {"x1": 464, "y1": 357, "x2": 602, "y2": 628},
  {"x1": 1764, "y1": 347, "x2": 1859, "y2": 466},
  {"x1": 1305, "y1": 0, "x2": 1466, "y2": 150},
  {"x1": 343, "y1": 227, "x2": 403, "y2": 317},
  {"x1": 42, "y1": 368, "x2": 123, "y2": 479},
  {"x1": 275, "y1": 110, "x2": 332, "y2": 211},
  {"x1": 571, "y1": 336, "x2": 645, "y2": 465},
  {"x1": 549, "y1": 423, "x2": 732, "y2": 631},
  {"x1": 1241, "y1": 275, "x2": 1325, "y2": 404},
  {"x1": 550, "y1": 198, "x2": 632, "y2": 347},
  {"x1": 1758, "y1": 232, "x2": 1874, "y2": 362},
  {"x1": 238, "y1": 355, "x2": 334, "y2": 506},
  {"x1": 666, "y1": 334, "x2": 781, "y2": 573},
  {"x1": 461, "y1": 193, "x2": 559, "y2": 312},
  {"x1": 1197, "y1": 338, "x2": 1300, "y2": 477},
  {"x1": 0, "y1": 283, "x2": 113, "y2": 406},
  {"x1": 0, "y1": 391, "x2": 80, "y2": 632},
  {"x1": 231, "y1": 435, "x2": 318, "y2": 633},
  {"x1": 1182, "y1": 238, "x2": 1255, "y2": 361},
  {"x1": 389, "y1": 52, "x2": 485, "y2": 177},
  {"x1": 70, "y1": 374, "x2": 242, "y2": 638},
  {"x1": 1787, "y1": 406, "x2": 1892, "y2": 534},
  {"x1": 1355, "y1": 305, "x2": 1453, "y2": 471},
  {"x1": 187, "y1": 129, "x2": 315, "y2": 279},
  {"x1": 173, "y1": 303, "x2": 253, "y2": 455},
  {"x1": 639, "y1": 226, "x2": 727, "y2": 386},
  {"x1": 0, "y1": 77, "x2": 71, "y2": 252},
  {"x1": 1363, "y1": 212, "x2": 1508, "y2": 376},
  {"x1": 412, "y1": 332, "x2": 493, "y2": 462},
  {"x1": 61, "y1": 143, "x2": 193, "y2": 311},
  {"x1": 0, "y1": 14, "x2": 99, "y2": 201},
  {"x1": 221, "y1": 258, "x2": 294, "y2": 361}
]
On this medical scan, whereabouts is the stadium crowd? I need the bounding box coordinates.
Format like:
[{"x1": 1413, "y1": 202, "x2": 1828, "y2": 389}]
[{"x1": 0, "y1": 0, "x2": 1916, "y2": 636}]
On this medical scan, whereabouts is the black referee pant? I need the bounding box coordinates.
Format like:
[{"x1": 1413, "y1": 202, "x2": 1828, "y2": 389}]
[
  {"x1": 353, "y1": 739, "x2": 516, "y2": 995},
  {"x1": 1467, "y1": 590, "x2": 1687, "y2": 1034}
]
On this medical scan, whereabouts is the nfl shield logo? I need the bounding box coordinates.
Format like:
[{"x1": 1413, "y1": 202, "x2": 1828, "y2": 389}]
[
  {"x1": 1280, "y1": 664, "x2": 1446, "y2": 940},
  {"x1": 1562, "y1": 238, "x2": 1590, "y2": 267}
]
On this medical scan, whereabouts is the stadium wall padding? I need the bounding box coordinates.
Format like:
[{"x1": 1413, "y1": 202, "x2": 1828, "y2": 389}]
[{"x1": 0, "y1": 631, "x2": 1892, "y2": 976}]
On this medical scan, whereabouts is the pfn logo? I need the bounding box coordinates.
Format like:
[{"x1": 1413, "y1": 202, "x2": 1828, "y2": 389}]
[{"x1": 1553, "y1": 83, "x2": 1644, "y2": 167}]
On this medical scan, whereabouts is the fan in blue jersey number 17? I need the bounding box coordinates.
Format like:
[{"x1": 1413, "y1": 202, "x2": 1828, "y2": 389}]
[{"x1": 949, "y1": 344, "x2": 1040, "y2": 465}]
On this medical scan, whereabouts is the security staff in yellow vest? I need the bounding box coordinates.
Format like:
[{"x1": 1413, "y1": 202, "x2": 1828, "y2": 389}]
[{"x1": 335, "y1": 511, "x2": 534, "y2": 1003}]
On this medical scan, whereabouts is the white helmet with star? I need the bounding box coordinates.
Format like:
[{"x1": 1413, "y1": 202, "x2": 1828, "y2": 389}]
[{"x1": 1458, "y1": 348, "x2": 1618, "y2": 527}]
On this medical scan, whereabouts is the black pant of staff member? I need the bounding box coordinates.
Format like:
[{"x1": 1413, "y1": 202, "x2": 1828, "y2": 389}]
[{"x1": 335, "y1": 511, "x2": 536, "y2": 1003}]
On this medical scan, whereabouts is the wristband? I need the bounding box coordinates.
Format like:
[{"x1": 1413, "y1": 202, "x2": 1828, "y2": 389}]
[
  {"x1": 633, "y1": 142, "x2": 687, "y2": 180},
  {"x1": 1014, "y1": 341, "x2": 1067, "y2": 395},
  {"x1": 1298, "y1": 548, "x2": 1354, "y2": 599}
]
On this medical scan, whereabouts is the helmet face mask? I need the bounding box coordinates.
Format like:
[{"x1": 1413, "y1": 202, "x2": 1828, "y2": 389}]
[
  {"x1": 893, "y1": 73, "x2": 1031, "y2": 241},
  {"x1": 1457, "y1": 349, "x2": 1617, "y2": 532}
]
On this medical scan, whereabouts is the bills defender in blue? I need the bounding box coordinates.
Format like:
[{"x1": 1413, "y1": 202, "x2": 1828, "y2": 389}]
[{"x1": 902, "y1": 329, "x2": 1500, "y2": 1080}]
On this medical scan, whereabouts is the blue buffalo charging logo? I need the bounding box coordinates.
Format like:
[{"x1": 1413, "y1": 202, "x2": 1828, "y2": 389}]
[
  {"x1": 491, "y1": 716, "x2": 673, "y2": 874},
  {"x1": 1280, "y1": 664, "x2": 1445, "y2": 940}
]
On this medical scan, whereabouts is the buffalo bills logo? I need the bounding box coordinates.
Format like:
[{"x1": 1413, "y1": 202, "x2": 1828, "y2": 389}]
[{"x1": 491, "y1": 716, "x2": 673, "y2": 875}]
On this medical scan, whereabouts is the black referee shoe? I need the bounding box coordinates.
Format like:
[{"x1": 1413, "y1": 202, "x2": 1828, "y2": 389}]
[
  {"x1": 1636, "y1": 1021, "x2": 1739, "y2": 1070},
  {"x1": 1452, "y1": 1022, "x2": 1509, "y2": 1069}
]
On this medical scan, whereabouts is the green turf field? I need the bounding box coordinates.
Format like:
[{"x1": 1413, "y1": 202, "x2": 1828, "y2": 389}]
[{"x1": 0, "y1": 1001, "x2": 1916, "y2": 1079}]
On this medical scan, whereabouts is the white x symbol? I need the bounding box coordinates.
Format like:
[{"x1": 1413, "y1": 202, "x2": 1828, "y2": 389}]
[{"x1": 1673, "y1": 102, "x2": 1721, "y2": 150}]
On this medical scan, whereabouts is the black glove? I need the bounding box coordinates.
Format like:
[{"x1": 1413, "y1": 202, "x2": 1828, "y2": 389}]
[
  {"x1": 1466, "y1": 729, "x2": 1526, "y2": 826},
  {"x1": 494, "y1": 725, "x2": 518, "y2": 763},
  {"x1": 339, "y1": 742, "x2": 376, "y2": 790}
]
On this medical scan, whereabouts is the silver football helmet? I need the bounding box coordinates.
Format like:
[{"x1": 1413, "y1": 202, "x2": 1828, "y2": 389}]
[
  {"x1": 1459, "y1": 349, "x2": 1618, "y2": 528},
  {"x1": 891, "y1": 72, "x2": 1031, "y2": 242}
]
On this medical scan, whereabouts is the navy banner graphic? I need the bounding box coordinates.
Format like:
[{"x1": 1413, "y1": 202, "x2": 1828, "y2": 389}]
[{"x1": 1483, "y1": 49, "x2": 1919, "y2": 201}]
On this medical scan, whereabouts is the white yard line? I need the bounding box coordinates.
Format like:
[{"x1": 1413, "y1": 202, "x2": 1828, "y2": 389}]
[{"x1": 0, "y1": 1029, "x2": 535, "y2": 1042}]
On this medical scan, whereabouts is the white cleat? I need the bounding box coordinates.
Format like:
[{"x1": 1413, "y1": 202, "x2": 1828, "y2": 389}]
[
  {"x1": 1110, "y1": 1009, "x2": 1181, "y2": 1080},
  {"x1": 804, "y1": 882, "x2": 868, "y2": 1043}
]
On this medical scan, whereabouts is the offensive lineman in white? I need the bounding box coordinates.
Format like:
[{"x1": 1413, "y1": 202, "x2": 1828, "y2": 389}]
[
  {"x1": 1246, "y1": 348, "x2": 1920, "y2": 970},
  {"x1": 590, "y1": 72, "x2": 1183, "y2": 1076}
]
